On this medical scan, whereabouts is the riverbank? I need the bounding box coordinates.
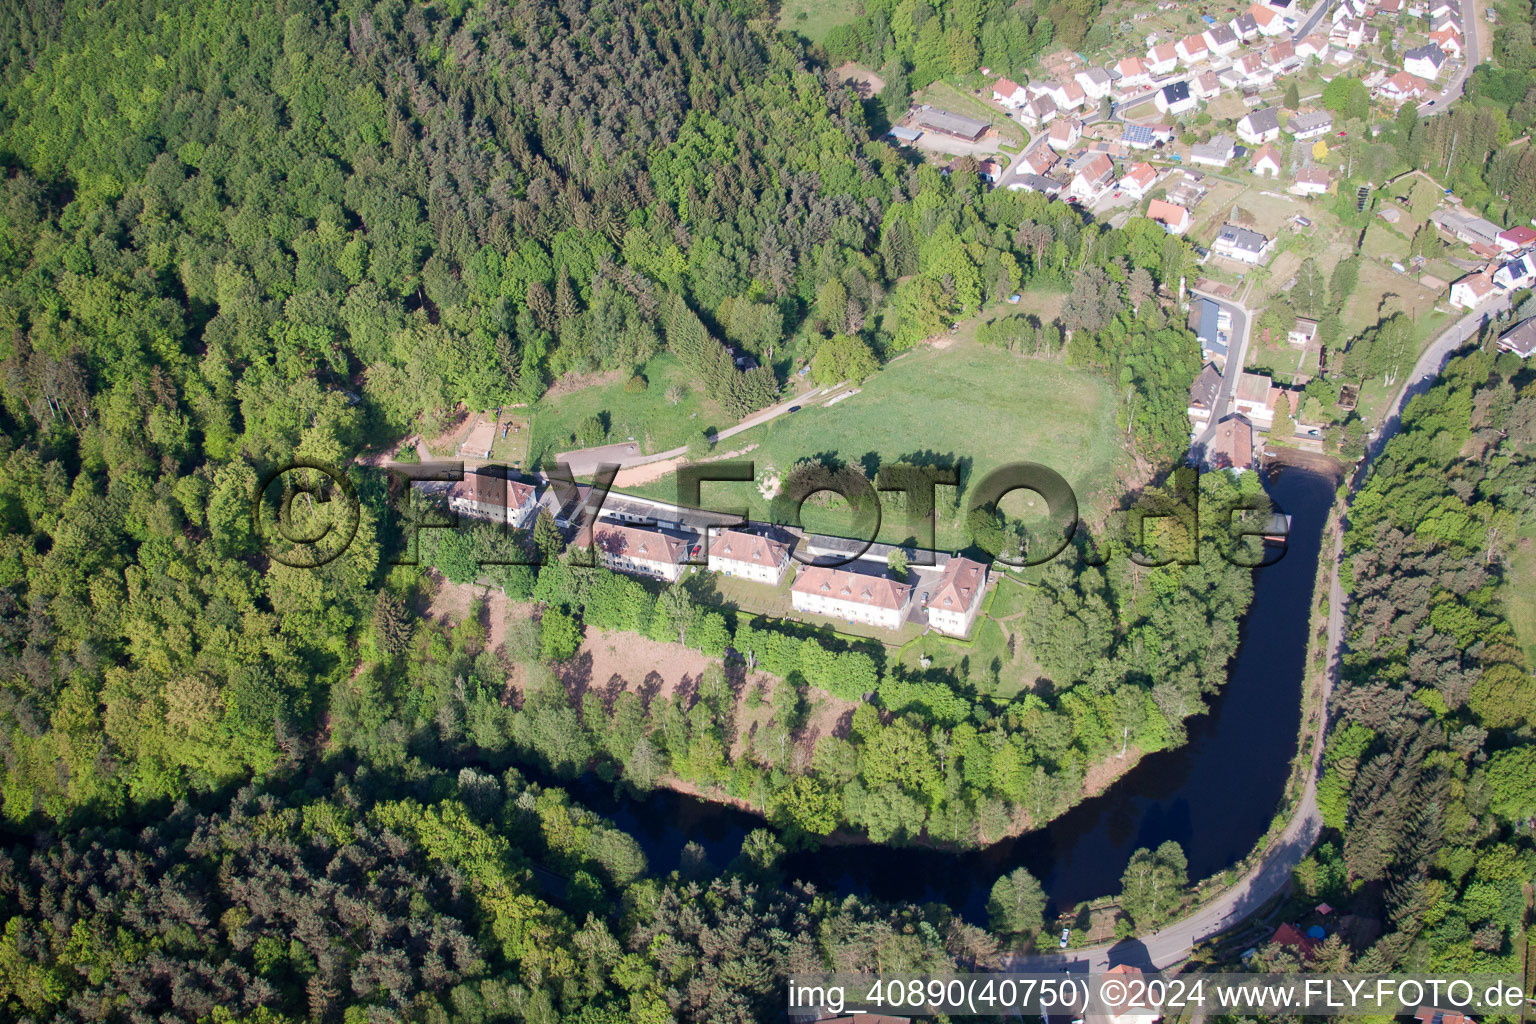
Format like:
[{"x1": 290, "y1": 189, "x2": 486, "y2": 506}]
[{"x1": 511, "y1": 465, "x2": 1335, "y2": 929}]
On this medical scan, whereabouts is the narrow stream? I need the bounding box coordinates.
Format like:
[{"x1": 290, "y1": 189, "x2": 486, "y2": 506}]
[{"x1": 567, "y1": 467, "x2": 1336, "y2": 921}]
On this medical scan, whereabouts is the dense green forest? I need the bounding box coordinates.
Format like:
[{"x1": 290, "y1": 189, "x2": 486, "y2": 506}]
[
  {"x1": 0, "y1": 0, "x2": 1218, "y2": 1015},
  {"x1": 0, "y1": 0, "x2": 1207, "y2": 829},
  {"x1": 1293, "y1": 340, "x2": 1536, "y2": 975},
  {"x1": 0, "y1": 760, "x2": 981, "y2": 1022}
]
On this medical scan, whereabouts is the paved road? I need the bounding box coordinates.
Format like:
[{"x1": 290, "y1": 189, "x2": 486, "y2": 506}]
[
  {"x1": 1421, "y1": 0, "x2": 1484, "y2": 115},
  {"x1": 1291, "y1": 0, "x2": 1336, "y2": 42},
  {"x1": 1003, "y1": 295, "x2": 1511, "y2": 977},
  {"x1": 1190, "y1": 290, "x2": 1253, "y2": 455}
]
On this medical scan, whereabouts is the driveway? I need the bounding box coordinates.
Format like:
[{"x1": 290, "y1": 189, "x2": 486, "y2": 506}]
[{"x1": 555, "y1": 386, "x2": 826, "y2": 475}]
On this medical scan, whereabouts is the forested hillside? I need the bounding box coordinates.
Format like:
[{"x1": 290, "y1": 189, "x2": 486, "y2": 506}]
[
  {"x1": 0, "y1": 0, "x2": 1221, "y2": 1016},
  {"x1": 1301, "y1": 340, "x2": 1536, "y2": 974}
]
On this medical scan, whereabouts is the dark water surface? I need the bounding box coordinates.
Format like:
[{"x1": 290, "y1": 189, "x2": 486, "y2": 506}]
[{"x1": 568, "y1": 467, "x2": 1335, "y2": 920}]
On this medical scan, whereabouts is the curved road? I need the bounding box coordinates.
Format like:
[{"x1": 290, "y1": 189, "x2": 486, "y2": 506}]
[{"x1": 1006, "y1": 295, "x2": 1508, "y2": 974}]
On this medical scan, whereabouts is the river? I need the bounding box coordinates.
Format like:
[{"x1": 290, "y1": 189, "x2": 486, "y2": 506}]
[{"x1": 566, "y1": 466, "x2": 1336, "y2": 922}]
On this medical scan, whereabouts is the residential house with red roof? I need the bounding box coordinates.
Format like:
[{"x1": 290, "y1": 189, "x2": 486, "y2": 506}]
[
  {"x1": 791, "y1": 567, "x2": 914, "y2": 631},
  {"x1": 706, "y1": 529, "x2": 791, "y2": 585},
  {"x1": 591, "y1": 521, "x2": 691, "y2": 581},
  {"x1": 926, "y1": 558, "x2": 990, "y2": 636}
]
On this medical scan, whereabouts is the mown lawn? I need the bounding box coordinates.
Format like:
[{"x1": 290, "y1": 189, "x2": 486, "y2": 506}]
[
  {"x1": 896, "y1": 579, "x2": 1045, "y2": 698},
  {"x1": 527, "y1": 354, "x2": 729, "y2": 467},
  {"x1": 628, "y1": 339, "x2": 1128, "y2": 549}
]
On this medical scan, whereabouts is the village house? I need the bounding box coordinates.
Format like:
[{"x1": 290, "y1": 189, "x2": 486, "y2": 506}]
[
  {"x1": 1020, "y1": 147, "x2": 1059, "y2": 175},
  {"x1": 1431, "y1": 10, "x2": 1460, "y2": 33},
  {"x1": 791, "y1": 566, "x2": 913, "y2": 632},
  {"x1": 1115, "y1": 56, "x2": 1152, "y2": 88},
  {"x1": 1177, "y1": 33, "x2": 1211, "y2": 65},
  {"x1": 1496, "y1": 317, "x2": 1536, "y2": 358},
  {"x1": 1266, "y1": 40, "x2": 1298, "y2": 68},
  {"x1": 1431, "y1": 27, "x2": 1464, "y2": 56},
  {"x1": 926, "y1": 557, "x2": 990, "y2": 637},
  {"x1": 1120, "y1": 123, "x2": 1169, "y2": 149},
  {"x1": 1192, "y1": 297, "x2": 1229, "y2": 360},
  {"x1": 1071, "y1": 152, "x2": 1117, "y2": 200},
  {"x1": 1213, "y1": 223, "x2": 1272, "y2": 263},
  {"x1": 1287, "y1": 110, "x2": 1334, "y2": 139},
  {"x1": 1498, "y1": 226, "x2": 1536, "y2": 252},
  {"x1": 1267, "y1": 387, "x2": 1303, "y2": 435},
  {"x1": 1076, "y1": 67, "x2": 1115, "y2": 99},
  {"x1": 591, "y1": 521, "x2": 690, "y2": 582},
  {"x1": 1043, "y1": 78, "x2": 1088, "y2": 110},
  {"x1": 1250, "y1": 3, "x2": 1286, "y2": 34},
  {"x1": 1193, "y1": 70, "x2": 1223, "y2": 100},
  {"x1": 1289, "y1": 317, "x2": 1319, "y2": 345},
  {"x1": 1010, "y1": 173, "x2": 1063, "y2": 196},
  {"x1": 1449, "y1": 269, "x2": 1497, "y2": 309},
  {"x1": 1289, "y1": 165, "x2": 1333, "y2": 196},
  {"x1": 1104, "y1": 965, "x2": 1163, "y2": 1024},
  {"x1": 1148, "y1": 197, "x2": 1192, "y2": 234},
  {"x1": 1118, "y1": 161, "x2": 1159, "y2": 198},
  {"x1": 1237, "y1": 107, "x2": 1282, "y2": 145},
  {"x1": 1296, "y1": 34, "x2": 1331, "y2": 59},
  {"x1": 1047, "y1": 117, "x2": 1083, "y2": 149},
  {"x1": 447, "y1": 469, "x2": 543, "y2": 528},
  {"x1": 977, "y1": 159, "x2": 1002, "y2": 183},
  {"x1": 706, "y1": 528, "x2": 791, "y2": 585},
  {"x1": 992, "y1": 77, "x2": 1029, "y2": 107},
  {"x1": 1147, "y1": 42, "x2": 1180, "y2": 74},
  {"x1": 1331, "y1": 16, "x2": 1366, "y2": 47},
  {"x1": 1155, "y1": 79, "x2": 1196, "y2": 115},
  {"x1": 1203, "y1": 22, "x2": 1241, "y2": 55},
  {"x1": 1233, "y1": 371, "x2": 1275, "y2": 424},
  {"x1": 1232, "y1": 11, "x2": 1262, "y2": 40},
  {"x1": 1235, "y1": 53, "x2": 1273, "y2": 87},
  {"x1": 1190, "y1": 134, "x2": 1238, "y2": 167},
  {"x1": 1494, "y1": 253, "x2": 1536, "y2": 290},
  {"x1": 1188, "y1": 362, "x2": 1225, "y2": 432},
  {"x1": 1379, "y1": 70, "x2": 1428, "y2": 103},
  {"x1": 1251, "y1": 144, "x2": 1282, "y2": 177},
  {"x1": 1019, "y1": 94, "x2": 1059, "y2": 125},
  {"x1": 1207, "y1": 414, "x2": 1255, "y2": 471},
  {"x1": 1404, "y1": 42, "x2": 1448, "y2": 79}
]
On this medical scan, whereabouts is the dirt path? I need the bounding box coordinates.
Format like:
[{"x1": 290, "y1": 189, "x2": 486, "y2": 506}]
[{"x1": 610, "y1": 442, "x2": 759, "y2": 489}]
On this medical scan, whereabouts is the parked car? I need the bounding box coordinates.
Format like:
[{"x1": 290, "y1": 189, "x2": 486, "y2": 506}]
[{"x1": 1059, "y1": 928, "x2": 1071, "y2": 948}]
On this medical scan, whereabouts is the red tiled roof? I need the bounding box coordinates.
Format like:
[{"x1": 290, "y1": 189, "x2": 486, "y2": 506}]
[
  {"x1": 930, "y1": 558, "x2": 987, "y2": 613},
  {"x1": 592, "y1": 522, "x2": 688, "y2": 564},
  {"x1": 792, "y1": 566, "x2": 913, "y2": 611},
  {"x1": 710, "y1": 529, "x2": 788, "y2": 569}
]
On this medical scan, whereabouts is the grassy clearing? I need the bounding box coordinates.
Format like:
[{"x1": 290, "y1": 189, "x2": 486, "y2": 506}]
[
  {"x1": 527, "y1": 354, "x2": 729, "y2": 467},
  {"x1": 776, "y1": 0, "x2": 860, "y2": 43},
  {"x1": 626, "y1": 339, "x2": 1128, "y2": 549},
  {"x1": 1500, "y1": 528, "x2": 1536, "y2": 667}
]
